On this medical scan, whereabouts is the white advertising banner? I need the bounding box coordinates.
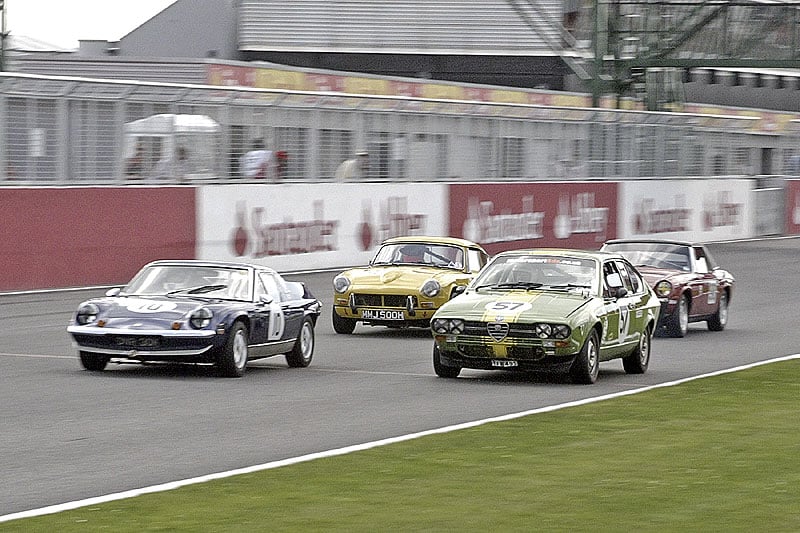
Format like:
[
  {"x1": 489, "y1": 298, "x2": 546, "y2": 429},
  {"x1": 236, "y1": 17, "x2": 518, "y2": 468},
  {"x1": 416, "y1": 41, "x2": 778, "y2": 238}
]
[
  {"x1": 196, "y1": 183, "x2": 448, "y2": 272},
  {"x1": 617, "y1": 179, "x2": 756, "y2": 242}
]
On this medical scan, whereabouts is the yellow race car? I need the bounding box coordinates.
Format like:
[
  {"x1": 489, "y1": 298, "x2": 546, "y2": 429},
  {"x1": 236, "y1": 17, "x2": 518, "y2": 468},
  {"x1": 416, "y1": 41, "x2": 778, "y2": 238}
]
[{"x1": 332, "y1": 236, "x2": 489, "y2": 334}]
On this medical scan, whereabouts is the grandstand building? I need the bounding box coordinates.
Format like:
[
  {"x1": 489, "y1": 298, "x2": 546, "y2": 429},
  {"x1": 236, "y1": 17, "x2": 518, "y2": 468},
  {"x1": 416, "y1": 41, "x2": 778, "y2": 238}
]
[{"x1": 3, "y1": 0, "x2": 799, "y2": 112}]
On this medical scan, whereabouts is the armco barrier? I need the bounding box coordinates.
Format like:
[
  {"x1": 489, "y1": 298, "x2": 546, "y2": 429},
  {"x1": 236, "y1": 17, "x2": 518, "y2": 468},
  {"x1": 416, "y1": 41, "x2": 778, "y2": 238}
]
[{"x1": 0, "y1": 178, "x2": 766, "y2": 292}]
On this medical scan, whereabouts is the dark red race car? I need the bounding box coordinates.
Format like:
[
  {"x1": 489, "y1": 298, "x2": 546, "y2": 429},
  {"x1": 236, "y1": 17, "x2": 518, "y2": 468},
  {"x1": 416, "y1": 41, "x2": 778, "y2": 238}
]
[{"x1": 601, "y1": 239, "x2": 734, "y2": 337}]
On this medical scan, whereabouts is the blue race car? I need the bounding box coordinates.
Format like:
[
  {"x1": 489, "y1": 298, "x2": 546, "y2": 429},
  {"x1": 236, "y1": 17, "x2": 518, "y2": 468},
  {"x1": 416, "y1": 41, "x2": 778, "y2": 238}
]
[{"x1": 67, "y1": 260, "x2": 321, "y2": 377}]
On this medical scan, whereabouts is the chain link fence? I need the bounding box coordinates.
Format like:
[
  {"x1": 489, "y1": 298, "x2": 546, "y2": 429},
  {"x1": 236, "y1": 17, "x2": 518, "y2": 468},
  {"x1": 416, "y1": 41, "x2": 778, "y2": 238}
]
[{"x1": 1, "y1": 72, "x2": 795, "y2": 185}]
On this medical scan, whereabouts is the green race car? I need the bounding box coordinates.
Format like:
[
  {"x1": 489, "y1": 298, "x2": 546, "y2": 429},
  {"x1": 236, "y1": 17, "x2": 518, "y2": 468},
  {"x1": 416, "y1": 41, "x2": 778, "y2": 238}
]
[
  {"x1": 431, "y1": 248, "x2": 661, "y2": 384},
  {"x1": 332, "y1": 236, "x2": 489, "y2": 334}
]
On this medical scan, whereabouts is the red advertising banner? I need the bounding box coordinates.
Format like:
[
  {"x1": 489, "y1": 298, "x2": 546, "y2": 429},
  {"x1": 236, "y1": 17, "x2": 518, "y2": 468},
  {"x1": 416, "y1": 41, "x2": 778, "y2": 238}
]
[
  {"x1": 787, "y1": 179, "x2": 800, "y2": 235},
  {"x1": 448, "y1": 182, "x2": 618, "y2": 255},
  {"x1": 0, "y1": 187, "x2": 195, "y2": 291}
]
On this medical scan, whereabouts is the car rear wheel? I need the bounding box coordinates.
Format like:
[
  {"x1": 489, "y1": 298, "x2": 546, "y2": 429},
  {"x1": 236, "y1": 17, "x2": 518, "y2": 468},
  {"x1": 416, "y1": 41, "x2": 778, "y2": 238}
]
[
  {"x1": 570, "y1": 330, "x2": 600, "y2": 384},
  {"x1": 79, "y1": 351, "x2": 109, "y2": 372},
  {"x1": 217, "y1": 322, "x2": 248, "y2": 377},
  {"x1": 332, "y1": 307, "x2": 356, "y2": 334},
  {"x1": 286, "y1": 317, "x2": 314, "y2": 368},
  {"x1": 433, "y1": 345, "x2": 461, "y2": 378},
  {"x1": 665, "y1": 294, "x2": 690, "y2": 338},
  {"x1": 707, "y1": 291, "x2": 728, "y2": 332},
  {"x1": 623, "y1": 325, "x2": 651, "y2": 374}
]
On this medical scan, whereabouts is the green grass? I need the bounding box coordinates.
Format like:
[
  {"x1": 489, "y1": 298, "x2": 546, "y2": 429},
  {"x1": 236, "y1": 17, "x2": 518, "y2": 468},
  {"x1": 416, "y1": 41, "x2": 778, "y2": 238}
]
[{"x1": 4, "y1": 360, "x2": 800, "y2": 532}]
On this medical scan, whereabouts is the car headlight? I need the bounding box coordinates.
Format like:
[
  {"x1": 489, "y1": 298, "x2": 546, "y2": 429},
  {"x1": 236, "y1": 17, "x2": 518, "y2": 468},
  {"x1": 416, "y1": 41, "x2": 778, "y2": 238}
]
[
  {"x1": 421, "y1": 279, "x2": 441, "y2": 298},
  {"x1": 189, "y1": 307, "x2": 213, "y2": 329},
  {"x1": 551, "y1": 324, "x2": 571, "y2": 339},
  {"x1": 333, "y1": 275, "x2": 351, "y2": 294},
  {"x1": 533, "y1": 323, "x2": 571, "y2": 339},
  {"x1": 432, "y1": 318, "x2": 449, "y2": 334},
  {"x1": 75, "y1": 303, "x2": 99, "y2": 325},
  {"x1": 654, "y1": 280, "x2": 672, "y2": 297},
  {"x1": 534, "y1": 323, "x2": 552, "y2": 338},
  {"x1": 431, "y1": 318, "x2": 464, "y2": 334}
]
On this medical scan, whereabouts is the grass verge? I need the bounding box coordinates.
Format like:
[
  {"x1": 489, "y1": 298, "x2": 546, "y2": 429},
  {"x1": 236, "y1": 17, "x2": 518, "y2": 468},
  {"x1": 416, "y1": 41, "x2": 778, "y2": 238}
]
[{"x1": 4, "y1": 360, "x2": 800, "y2": 532}]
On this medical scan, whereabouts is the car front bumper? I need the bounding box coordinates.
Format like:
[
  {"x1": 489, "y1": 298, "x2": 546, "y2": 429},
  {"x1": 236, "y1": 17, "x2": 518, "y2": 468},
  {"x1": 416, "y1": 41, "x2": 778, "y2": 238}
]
[
  {"x1": 67, "y1": 325, "x2": 218, "y2": 358},
  {"x1": 434, "y1": 334, "x2": 580, "y2": 373}
]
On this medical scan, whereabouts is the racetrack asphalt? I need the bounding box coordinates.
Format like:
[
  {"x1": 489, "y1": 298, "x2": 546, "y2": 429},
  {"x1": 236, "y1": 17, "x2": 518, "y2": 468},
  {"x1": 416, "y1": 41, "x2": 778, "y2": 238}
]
[{"x1": 1, "y1": 237, "x2": 797, "y2": 516}]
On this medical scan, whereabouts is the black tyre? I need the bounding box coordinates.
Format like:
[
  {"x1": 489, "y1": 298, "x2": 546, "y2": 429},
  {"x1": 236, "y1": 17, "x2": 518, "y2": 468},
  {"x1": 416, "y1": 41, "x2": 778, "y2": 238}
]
[
  {"x1": 332, "y1": 307, "x2": 356, "y2": 334},
  {"x1": 79, "y1": 351, "x2": 109, "y2": 372},
  {"x1": 570, "y1": 329, "x2": 600, "y2": 384},
  {"x1": 286, "y1": 317, "x2": 314, "y2": 368},
  {"x1": 217, "y1": 322, "x2": 248, "y2": 377},
  {"x1": 433, "y1": 345, "x2": 461, "y2": 378},
  {"x1": 622, "y1": 325, "x2": 651, "y2": 374},
  {"x1": 665, "y1": 293, "x2": 690, "y2": 338},
  {"x1": 707, "y1": 291, "x2": 729, "y2": 332}
]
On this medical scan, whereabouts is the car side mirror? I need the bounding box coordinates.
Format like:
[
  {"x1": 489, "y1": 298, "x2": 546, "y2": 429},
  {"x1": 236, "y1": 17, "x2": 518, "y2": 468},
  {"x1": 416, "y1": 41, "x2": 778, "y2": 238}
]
[
  {"x1": 451, "y1": 285, "x2": 467, "y2": 298},
  {"x1": 106, "y1": 288, "x2": 121, "y2": 297},
  {"x1": 259, "y1": 294, "x2": 273, "y2": 305}
]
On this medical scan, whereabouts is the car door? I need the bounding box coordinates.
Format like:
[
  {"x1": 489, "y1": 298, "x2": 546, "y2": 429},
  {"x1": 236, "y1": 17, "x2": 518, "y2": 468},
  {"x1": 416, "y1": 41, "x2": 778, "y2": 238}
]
[
  {"x1": 617, "y1": 259, "x2": 651, "y2": 346},
  {"x1": 691, "y1": 245, "x2": 718, "y2": 316},
  {"x1": 259, "y1": 273, "x2": 287, "y2": 341},
  {"x1": 273, "y1": 274, "x2": 306, "y2": 341},
  {"x1": 600, "y1": 260, "x2": 626, "y2": 357},
  {"x1": 248, "y1": 272, "x2": 285, "y2": 357}
]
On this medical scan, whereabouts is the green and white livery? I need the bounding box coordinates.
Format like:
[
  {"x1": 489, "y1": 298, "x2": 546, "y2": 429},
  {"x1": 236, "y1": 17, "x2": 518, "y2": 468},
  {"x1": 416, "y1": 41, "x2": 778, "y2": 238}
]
[{"x1": 431, "y1": 248, "x2": 661, "y2": 384}]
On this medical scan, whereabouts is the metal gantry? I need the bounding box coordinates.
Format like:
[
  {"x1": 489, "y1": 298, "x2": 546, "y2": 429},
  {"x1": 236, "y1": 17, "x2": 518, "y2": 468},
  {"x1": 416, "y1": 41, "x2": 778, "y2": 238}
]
[{"x1": 514, "y1": 0, "x2": 800, "y2": 109}]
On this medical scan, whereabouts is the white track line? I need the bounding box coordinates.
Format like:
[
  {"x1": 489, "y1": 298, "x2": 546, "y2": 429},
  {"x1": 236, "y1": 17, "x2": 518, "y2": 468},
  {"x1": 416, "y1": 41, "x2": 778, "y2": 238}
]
[{"x1": 2, "y1": 353, "x2": 798, "y2": 523}]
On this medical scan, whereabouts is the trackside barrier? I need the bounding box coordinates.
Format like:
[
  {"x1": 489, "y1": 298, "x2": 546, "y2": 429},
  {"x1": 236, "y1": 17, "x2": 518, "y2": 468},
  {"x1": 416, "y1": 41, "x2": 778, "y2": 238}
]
[{"x1": 0, "y1": 178, "x2": 768, "y2": 292}]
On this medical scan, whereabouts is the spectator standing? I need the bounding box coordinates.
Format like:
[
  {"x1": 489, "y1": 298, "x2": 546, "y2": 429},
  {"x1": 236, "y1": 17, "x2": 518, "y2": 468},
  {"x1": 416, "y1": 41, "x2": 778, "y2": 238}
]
[
  {"x1": 240, "y1": 140, "x2": 279, "y2": 180},
  {"x1": 126, "y1": 142, "x2": 146, "y2": 177}
]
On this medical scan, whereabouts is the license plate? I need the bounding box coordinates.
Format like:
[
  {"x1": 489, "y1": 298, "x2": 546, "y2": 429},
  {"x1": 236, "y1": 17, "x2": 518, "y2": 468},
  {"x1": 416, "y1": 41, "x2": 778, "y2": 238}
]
[
  {"x1": 361, "y1": 309, "x2": 404, "y2": 320},
  {"x1": 491, "y1": 359, "x2": 518, "y2": 368},
  {"x1": 114, "y1": 336, "x2": 160, "y2": 348}
]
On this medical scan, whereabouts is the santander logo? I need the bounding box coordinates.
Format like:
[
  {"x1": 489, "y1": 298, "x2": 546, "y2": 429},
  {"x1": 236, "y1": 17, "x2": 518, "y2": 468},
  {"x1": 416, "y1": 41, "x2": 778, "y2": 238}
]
[{"x1": 230, "y1": 200, "x2": 339, "y2": 257}]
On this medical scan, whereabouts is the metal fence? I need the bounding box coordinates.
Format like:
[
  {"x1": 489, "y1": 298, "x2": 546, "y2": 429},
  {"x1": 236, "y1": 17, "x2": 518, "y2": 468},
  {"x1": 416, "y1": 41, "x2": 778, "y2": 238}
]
[{"x1": 1, "y1": 72, "x2": 798, "y2": 185}]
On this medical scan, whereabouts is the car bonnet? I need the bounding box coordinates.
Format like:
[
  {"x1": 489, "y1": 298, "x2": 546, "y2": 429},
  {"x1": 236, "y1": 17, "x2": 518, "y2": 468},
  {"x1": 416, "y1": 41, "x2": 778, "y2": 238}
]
[{"x1": 438, "y1": 290, "x2": 592, "y2": 322}]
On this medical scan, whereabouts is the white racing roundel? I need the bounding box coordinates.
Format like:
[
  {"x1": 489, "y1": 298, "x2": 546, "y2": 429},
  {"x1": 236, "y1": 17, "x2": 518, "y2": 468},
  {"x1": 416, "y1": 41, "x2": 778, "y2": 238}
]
[{"x1": 123, "y1": 299, "x2": 179, "y2": 313}]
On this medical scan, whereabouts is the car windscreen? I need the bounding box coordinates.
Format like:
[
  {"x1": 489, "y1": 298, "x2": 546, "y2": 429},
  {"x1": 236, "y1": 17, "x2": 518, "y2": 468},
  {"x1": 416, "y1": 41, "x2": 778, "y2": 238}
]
[
  {"x1": 124, "y1": 265, "x2": 252, "y2": 300},
  {"x1": 371, "y1": 243, "x2": 464, "y2": 269},
  {"x1": 472, "y1": 255, "x2": 598, "y2": 293},
  {"x1": 604, "y1": 242, "x2": 691, "y2": 272}
]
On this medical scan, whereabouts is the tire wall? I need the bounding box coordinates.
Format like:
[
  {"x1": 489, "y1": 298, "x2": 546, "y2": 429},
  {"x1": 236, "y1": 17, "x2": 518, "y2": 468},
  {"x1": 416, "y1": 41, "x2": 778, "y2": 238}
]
[{"x1": 0, "y1": 178, "x2": 773, "y2": 292}]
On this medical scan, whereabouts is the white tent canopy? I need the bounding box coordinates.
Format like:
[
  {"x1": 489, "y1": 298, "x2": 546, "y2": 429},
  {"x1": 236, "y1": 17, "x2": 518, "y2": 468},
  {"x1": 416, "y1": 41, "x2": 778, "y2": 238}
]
[
  {"x1": 124, "y1": 114, "x2": 222, "y2": 180},
  {"x1": 124, "y1": 113, "x2": 221, "y2": 135}
]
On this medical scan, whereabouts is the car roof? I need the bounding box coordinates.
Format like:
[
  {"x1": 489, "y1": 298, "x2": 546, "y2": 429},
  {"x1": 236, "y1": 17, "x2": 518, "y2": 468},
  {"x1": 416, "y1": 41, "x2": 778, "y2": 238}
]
[
  {"x1": 381, "y1": 235, "x2": 487, "y2": 251},
  {"x1": 604, "y1": 239, "x2": 697, "y2": 247},
  {"x1": 493, "y1": 248, "x2": 623, "y2": 261},
  {"x1": 143, "y1": 259, "x2": 279, "y2": 274}
]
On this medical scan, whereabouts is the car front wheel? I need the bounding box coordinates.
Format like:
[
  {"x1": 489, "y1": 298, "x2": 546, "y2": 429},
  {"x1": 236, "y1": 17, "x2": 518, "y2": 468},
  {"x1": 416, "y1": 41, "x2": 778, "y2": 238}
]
[
  {"x1": 570, "y1": 330, "x2": 600, "y2": 384},
  {"x1": 332, "y1": 308, "x2": 356, "y2": 334},
  {"x1": 622, "y1": 325, "x2": 651, "y2": 374},
  {"x1": 665, "y1": 294, "x2": 690, "y2": 338},
  {"x1": 433, "y1": 345, "x2": 460, "y2": 378},
  {"x1": 286, "y1": 317, "x2": 314, "y2": 368},
  {"x1": 217, "y1": 322, "x2": 248, "y2": 377},
  {"x1": 79, "y1": 351, "x2": 109, "y2": 372},
  {"x1": 707, "y1": 291, "x2": 728, "y2": 332}
]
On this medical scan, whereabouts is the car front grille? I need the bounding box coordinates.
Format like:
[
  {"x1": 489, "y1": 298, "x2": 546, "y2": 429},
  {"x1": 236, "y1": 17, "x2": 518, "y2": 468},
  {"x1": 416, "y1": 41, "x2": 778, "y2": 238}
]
[
  {"x1": 462, "y1": 321, "x2": 555, "y2": 340},
  {"x1": 353, "y1": 293, "x2": 417, "y2": 308},
  {"x1": 458, "y1": 344, "x2": 548, "y2": 361},
  {"x1": 72, "y1": 333, "x2": 211, "y2": 353}
]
